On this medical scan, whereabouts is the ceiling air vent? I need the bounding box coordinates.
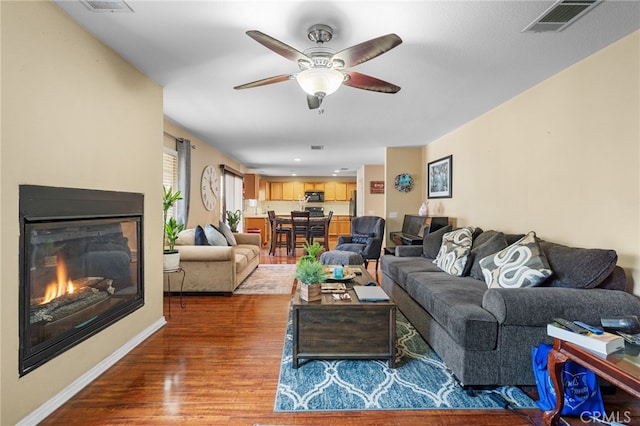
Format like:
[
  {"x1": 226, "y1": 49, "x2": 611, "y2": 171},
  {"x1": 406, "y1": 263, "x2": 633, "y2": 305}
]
[
  {"x1": 81, "y1": 0, "x2": 134, "y2": 13},
  {"x1": 523, "y1": 0, "x2": 601, "y2": 33},
  {"x1": 310, "y1": 145, "x2": 324, "y2": 151}
]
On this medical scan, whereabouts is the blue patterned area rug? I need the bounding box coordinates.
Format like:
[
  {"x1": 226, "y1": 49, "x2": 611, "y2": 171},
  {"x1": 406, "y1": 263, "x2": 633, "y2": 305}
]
[{"x1": 274, "y1": 313, "x2": 537, "y2": 411}]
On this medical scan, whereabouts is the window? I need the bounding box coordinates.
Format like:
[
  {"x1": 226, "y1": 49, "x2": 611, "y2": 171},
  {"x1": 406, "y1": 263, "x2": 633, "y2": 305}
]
[
  {"x1": 163, "y1": 148, "x2": 178, "y2": 219},
  {"x1": 221, "y1": 165, "x2": 244, "y2": 232}
]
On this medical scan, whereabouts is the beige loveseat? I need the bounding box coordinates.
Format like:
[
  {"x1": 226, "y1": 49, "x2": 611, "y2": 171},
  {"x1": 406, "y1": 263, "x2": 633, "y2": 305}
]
[{"x1": 165, "y1": 228, "x2": 260, "y2": 295}]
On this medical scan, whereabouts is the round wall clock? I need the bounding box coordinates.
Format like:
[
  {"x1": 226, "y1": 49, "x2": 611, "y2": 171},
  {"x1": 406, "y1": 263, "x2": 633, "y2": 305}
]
[
  {"x1": 394, "y1": 173, "x2": 414, "y2": 193},
  {"x1": 200, "y1": 165, "x2": 219, "y2": 211}
]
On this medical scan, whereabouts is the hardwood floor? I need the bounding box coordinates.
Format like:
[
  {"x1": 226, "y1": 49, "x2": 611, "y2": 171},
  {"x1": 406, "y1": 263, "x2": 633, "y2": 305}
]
[{"x1": 42, "y1": 244, "x2": 639, "y2": 425}]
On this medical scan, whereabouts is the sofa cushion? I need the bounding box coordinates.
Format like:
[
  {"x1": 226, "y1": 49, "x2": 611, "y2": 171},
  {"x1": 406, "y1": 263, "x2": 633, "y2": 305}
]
[
  {"x1": 404, "y1": 271, "x2": 498, "y2": 350},
  {"x1": 205, "y1": 224, "x2": 229, "y2": 246},
  {"x1": 422, "y1": 225, "x2": 453, "y2": 258},
  {"x1": 468, "y1": 232, "x2": 509, "y2": 280},
  {"x1": 195, "y1": 225, "x2": 209, "y2": 245},
  {"x1": 219, "y1": 221, "x2": 237, "y2": 246},
  {"x1": 480, "y1": 231, "x2": 552, "y2": 288},
  {"x1": 382, "y1": 255, "x2": 443, "y2": 290},
  {"x1": 539, "y1": 241, "x2": 617, "y2": 289},
  {"x1": 176, "y1": 228, "x2": 196, "y2": 246},
  {"x1": 433, "y1": 227, "x2": 474, "y2": 276}
]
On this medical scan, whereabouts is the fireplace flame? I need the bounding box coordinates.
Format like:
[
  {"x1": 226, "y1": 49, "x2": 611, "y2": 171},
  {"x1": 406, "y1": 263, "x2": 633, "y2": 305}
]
[{"x1": 41, "y1": 258, "x2": 75, "y2": 304}]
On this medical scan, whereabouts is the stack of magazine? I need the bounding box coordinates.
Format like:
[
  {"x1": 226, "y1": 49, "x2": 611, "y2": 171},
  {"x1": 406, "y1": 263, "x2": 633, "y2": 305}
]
[{"x1": 547, "y1": 320, "x2": 624, "y2": 356}]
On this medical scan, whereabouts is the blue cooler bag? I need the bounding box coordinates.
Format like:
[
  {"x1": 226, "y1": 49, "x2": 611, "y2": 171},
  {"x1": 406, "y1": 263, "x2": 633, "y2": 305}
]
[{"x1": 532, "y1": 343, "x2": 605, "y2": 416}]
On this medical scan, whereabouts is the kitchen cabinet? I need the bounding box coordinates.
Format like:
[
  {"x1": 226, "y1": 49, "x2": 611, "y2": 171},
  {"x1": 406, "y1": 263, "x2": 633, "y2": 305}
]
[
  {"x1": 244, "y1": 217, "x2": 268, "y2": 246},
  {"x1": 293, "y1": 182, "x2": 305, "y2": 200},
  {"x1": 335, "y1": 182, "x2": 348, "y2": 201},
  {"x1": 258, "y1": 179, "x2": 269, "y2": 201},
  {"x1": 347, "y1": 182, "x2": 356, "y2": 197},
  {"x1": 330, "y1": 215, "x2": 352, "y2": 238},
  {"x1": 244, "y1": 174, "x2": 259, "y2": 199},
  {"x1": 270, "y1": 182, "x2": 283, "y2": 200},
  {"x1": 304, "y1": 182, "x2": 325, "y2": 192},
  {"x1": 324, "y1": 182, "x2": 336, "y2": 200}
]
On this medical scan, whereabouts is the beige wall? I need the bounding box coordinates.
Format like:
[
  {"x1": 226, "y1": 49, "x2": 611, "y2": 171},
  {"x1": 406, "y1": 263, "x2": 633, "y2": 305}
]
[
  {"x1": 385, "y1": 147, "x2": 425, "y2": 241},
  {"x1": 358, "y1": 164, "x2": 385, "y2": 217},
  {"x1": 423, "y1": 31, "x2": 640, "y2": 295},
  {"x1": 163, "y1": 120, "x2": 248, "y2": 229},
  {"x1": 1, "y1": 2, "x2": 164, "y2": 423}
]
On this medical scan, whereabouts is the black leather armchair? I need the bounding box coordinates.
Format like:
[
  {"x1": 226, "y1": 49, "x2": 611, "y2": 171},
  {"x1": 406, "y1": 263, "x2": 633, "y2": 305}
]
[{"x1": 335, "y1": 216, "x2": 386, "y2": 271}]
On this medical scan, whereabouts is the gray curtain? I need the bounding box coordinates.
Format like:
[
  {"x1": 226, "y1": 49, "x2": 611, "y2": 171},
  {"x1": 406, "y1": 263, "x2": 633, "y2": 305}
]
[{"x1": 176, "y1": 138, "x2": 191, "y2": 226}]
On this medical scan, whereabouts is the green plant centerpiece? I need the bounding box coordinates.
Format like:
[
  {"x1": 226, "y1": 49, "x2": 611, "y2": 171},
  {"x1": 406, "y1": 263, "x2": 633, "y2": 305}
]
[
  {"x1": 226, "y1": 209, "x2": 242, "y2": 232},
  {"x1": 299, "y1": 241, "x2": 324, "y2": 264},
  {"x1": 295, "y1": 257, "x2": 326, "y2": 302},
  {"x1": 162, "y1": 186, "x2": 184, "y2": 272}
]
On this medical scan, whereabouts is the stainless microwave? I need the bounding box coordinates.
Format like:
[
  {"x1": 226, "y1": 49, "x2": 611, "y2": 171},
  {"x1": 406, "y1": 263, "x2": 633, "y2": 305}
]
[{"x1": 305, "y1": 191, "x2": 324, "y2": 202}]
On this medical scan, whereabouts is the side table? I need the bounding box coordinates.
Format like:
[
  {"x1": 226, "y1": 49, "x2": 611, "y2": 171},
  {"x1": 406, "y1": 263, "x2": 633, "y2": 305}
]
[
  {"x1": 543, "y1": 338, "x2": 640, "y2": 425},
  {"x1": 164, "y1": 266, "x2": 186, "y2": 317}
]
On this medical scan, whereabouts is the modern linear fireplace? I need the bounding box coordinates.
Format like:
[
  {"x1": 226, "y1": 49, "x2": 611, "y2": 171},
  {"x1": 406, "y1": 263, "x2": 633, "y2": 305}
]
[{"x1": 19, "y1": 185, "x2": 145, "y2": 376}]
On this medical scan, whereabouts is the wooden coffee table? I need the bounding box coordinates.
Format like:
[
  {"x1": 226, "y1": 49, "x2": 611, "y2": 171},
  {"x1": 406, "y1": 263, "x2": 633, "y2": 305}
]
[{"x1": 291, "y1": 265, "x2": 396, "y2": 368}]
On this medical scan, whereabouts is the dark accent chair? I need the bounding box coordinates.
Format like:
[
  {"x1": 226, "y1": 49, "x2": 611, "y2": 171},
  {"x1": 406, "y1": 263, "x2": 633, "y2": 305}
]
[{"x1": 335, "y1": 216, "x2": 385, "y2": 271}]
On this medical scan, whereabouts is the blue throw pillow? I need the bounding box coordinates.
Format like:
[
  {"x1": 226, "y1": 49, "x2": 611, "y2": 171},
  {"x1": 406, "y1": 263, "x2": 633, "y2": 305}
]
[
  {"x1": 352, "y1": 233, "x2": 373, "y2": 245},
  {"x1": 194, "y1": 225, "x2": 209, "y2": 246}
]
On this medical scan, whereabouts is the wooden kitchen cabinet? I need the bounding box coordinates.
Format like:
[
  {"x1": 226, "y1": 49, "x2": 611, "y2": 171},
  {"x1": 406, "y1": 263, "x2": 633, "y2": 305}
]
[
  {"x1": 324, "y1": 182, "x2": 336, "y2": 200},
  {"x1": 330, "y1": 215, "x2": 352, "y2": 238},
  {"x1": 304, "y1": 182, "x2": 325, "y2": 192},
  {"x1": 244, "y1": 217, "x2": 268, "y2": 246},
  {"x1": 258, "y1": 179, "x2": 269, "y2": 201},
  {"x1": 244, "y1": 174, "x2": 259, "y2": 199},
  {"x1": 347, "y1": 182, "x2": 356, "y2": 197},
  {"x1": 335, "y1": 182, "x2": 348, "y2": 201},
  {"x1": 270, "y1": 182, "x2": 283, "y2": 200},
  {"x1": 293, "y1": 182, "x2": 305, "y2": 200}
]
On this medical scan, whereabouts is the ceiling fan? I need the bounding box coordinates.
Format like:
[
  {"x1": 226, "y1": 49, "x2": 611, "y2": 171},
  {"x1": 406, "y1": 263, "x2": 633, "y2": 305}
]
[{"x1": 234, "y1": 24, "x2": 402, "y2": 110}]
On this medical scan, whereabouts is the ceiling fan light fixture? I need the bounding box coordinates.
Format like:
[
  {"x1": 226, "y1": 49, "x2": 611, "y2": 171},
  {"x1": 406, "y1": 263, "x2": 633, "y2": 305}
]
[{"x1": 296, "y1": 68, "x2": 344, "y2": 97}]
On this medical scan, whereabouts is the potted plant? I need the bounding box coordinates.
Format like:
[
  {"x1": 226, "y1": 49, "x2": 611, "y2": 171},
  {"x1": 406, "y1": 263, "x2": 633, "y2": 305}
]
[
  {"x1": 226, "y1": 209, "x2": 242, "y2": 232},
  {"x1": 163, "y1": 186, "x2": 184, "y2": 272},
  {"x1": 299, "y1": 241, "x2": 324, "y2": 264},
  {"x1": 295, "y1": 258, "x2": 326, "y2": 302}
]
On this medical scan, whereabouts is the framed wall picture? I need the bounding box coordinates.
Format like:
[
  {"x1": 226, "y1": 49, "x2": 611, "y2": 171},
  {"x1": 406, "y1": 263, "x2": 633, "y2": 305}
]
[
  {"x1": 370, "y1": 181, "x2": 385, "y2": 194},
  {"x1": 428, "y1": 155, "x2": 452, "y2": 198}
]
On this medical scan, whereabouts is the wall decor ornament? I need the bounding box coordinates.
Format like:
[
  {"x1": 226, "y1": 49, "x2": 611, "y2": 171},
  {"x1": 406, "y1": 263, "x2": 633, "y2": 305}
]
[
  {"x1": 428, "y1": 155, "x2": 452, "y2": 198},
  {"x1": 394, "y1": 173, "x2": 414, "y2": 193},
  {"x1": 200, "y1": 164, "x2": 219, "y2": 211}
]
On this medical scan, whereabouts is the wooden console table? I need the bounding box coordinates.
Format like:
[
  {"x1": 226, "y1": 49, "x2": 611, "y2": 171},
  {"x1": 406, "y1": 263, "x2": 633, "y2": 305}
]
[{"x1": 543, "y1": 338, "x2": 640, "y2": 425}]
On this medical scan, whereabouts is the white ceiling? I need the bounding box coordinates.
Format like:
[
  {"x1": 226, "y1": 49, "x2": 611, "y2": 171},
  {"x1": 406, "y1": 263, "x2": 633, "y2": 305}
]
[{"x1": 53, "y1": 1, "x2": 640, "y2": 177}]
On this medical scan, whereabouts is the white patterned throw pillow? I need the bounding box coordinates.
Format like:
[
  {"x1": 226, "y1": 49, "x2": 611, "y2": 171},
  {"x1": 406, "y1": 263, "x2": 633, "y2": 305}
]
[
  {"x1": 479, "y1": 231, "x2": 553, "y2": 288},
  {"x1": 433, "y1": 227, "x2": 474, "y2": 276}
]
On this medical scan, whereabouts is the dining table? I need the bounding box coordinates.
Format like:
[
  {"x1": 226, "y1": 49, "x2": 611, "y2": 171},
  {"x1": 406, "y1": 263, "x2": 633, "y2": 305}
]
[{"x1": 272, "y1": 215, "x2": 331, "y2": 254}]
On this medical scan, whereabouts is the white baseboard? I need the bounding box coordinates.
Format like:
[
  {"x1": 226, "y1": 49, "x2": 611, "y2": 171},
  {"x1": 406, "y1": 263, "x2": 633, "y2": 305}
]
[{"x1": 17, "y1": 317, "x2": 167, "y2": 426}]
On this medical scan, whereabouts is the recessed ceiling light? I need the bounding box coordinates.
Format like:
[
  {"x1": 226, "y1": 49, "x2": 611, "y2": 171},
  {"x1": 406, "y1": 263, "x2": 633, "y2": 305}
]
[
  {"x1": 294, "y1": 158, "x2": 301, "y2": 162},
  {"x1": 291, "y1": 173, "x2": 297, "y2": 176},
  {"x1": 332, "y1": 174, "x2": 337, "y2": 177},
  {"x1": 334, "y1": 170, "x2": 340, "y2": 173}
]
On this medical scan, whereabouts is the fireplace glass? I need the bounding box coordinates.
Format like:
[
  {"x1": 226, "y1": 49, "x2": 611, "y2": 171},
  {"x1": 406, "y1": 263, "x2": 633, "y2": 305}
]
[{"x1": 19, "y1": 186, "x2": 144, "y2": 375}]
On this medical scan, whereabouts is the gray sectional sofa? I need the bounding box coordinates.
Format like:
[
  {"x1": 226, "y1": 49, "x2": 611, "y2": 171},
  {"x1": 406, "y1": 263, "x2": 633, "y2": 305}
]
[{"x1": 380, "y1": 226, "x2": 640, "y2": 387}]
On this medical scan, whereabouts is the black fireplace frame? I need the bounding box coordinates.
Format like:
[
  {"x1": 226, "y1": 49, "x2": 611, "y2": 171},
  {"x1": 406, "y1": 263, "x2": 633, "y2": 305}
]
[{"x1": 19, "y1": 185, "x2": 145, "y2": 376}]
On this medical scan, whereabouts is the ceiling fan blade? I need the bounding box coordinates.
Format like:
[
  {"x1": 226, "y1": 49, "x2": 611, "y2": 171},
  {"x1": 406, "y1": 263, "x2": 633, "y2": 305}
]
[
  {"x1": 246, "y1": 30, "x2": 310, "y2": 63},
  {"x1": 234, "y1": 74, "x2": 292, "y2": 90},
  {"x1": 343, "y1": 71, "x2": 401, "y2": 93},
  {"x1": 307, "y1": 95, "x2": 321, "y2": 110},
  {"x1": 332, "y1": 34, "x2": 402, "y2": 68}
]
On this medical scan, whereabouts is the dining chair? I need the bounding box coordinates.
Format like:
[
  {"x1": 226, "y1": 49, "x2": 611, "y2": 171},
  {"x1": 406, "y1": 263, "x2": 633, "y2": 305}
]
[
  {"x1": 310, "y1": 210, "x2": 333, "y2": 251},
  {"x1": 267, "y1": 210, "x2": 291, "y2": 256},
  {"x1": 290, "y1": 210, "x2": 311, "y2": 256}
]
